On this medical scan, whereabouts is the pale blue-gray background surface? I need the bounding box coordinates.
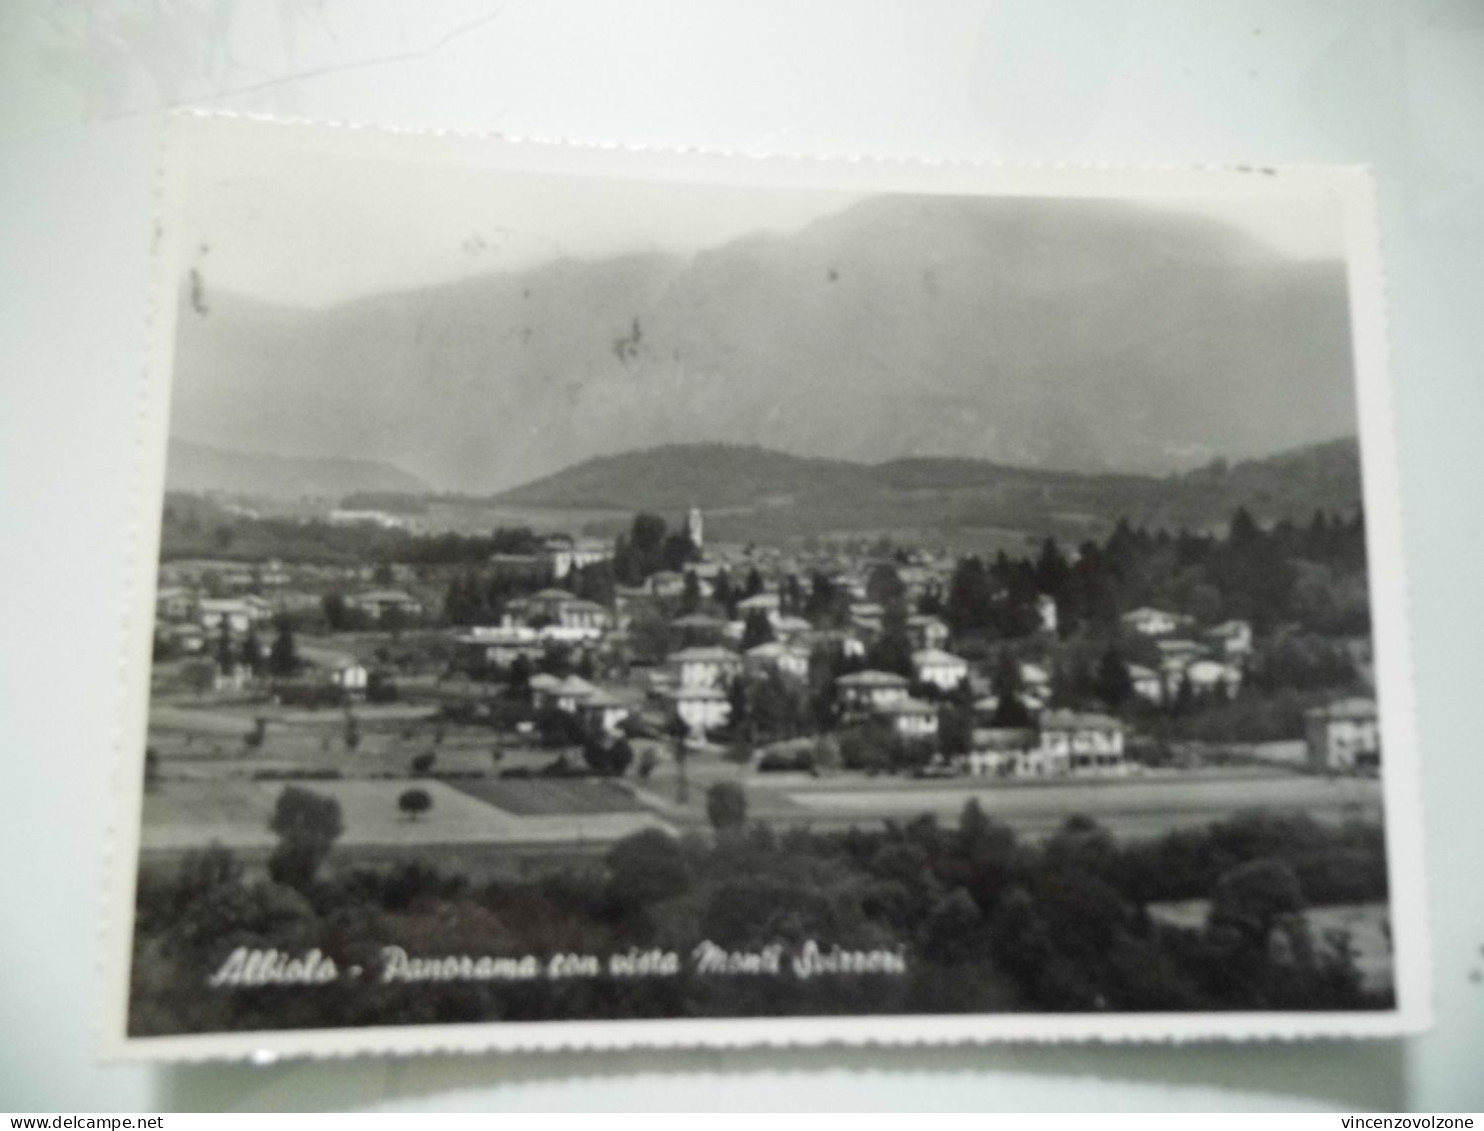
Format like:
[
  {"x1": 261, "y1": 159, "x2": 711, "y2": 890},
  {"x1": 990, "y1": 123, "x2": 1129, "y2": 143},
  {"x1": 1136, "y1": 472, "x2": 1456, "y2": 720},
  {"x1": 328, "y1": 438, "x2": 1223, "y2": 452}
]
[{"x1": 0, "y1": 0, "x2": 1480, "y2": 1112}]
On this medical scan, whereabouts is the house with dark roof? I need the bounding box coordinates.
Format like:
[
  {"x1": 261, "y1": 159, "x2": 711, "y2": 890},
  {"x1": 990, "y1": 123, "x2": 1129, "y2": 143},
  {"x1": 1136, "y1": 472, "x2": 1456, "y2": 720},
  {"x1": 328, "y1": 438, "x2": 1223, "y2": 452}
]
[
  {"x1": 668, "y1": 646, "x2": 743, "y2": 691},
  {"x1": 1037, "y1": 709, "x2": 1127, "y2": 776},
  {"x1": 912, "y1": 648, "x2": 968, "y2": 693},
  {"x1": 1120, "y1": 606, "x2": 1193, "y2": 637},
  {"x1": 345, "y1": 589, "x2": 424, "y2": 621},
  {"x1": 663, "y1": 684, "x2": 731, "y2": 736},
  {"x1": 836, "y1": 669, "x2": 910, "y2": 713},
  {"x1": 746, "y1": 640, "x2": 811, "y2": 680},
  {"x1": 873, "y1": 695, "x2": 939, "y2": 738}
]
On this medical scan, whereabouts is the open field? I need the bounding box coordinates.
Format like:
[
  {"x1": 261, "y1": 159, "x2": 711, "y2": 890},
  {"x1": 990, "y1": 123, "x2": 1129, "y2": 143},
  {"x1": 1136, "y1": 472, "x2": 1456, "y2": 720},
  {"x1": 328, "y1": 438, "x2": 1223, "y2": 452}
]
[
  {"x1": 139, "y1": 778, "x2": 673, "y2": 853},
  {"x1": 446, "y1": 778, "x2": 647, "y2": 815},
  {"x1": 146, "y1": 702, "x2": 540, "y2": 778},
  {"x1": 767, "y1": 772, "x2": 1382, "y2": 839},
  {"x1": 625, "y1": 765, "x2": 1385, "y2": 841}
]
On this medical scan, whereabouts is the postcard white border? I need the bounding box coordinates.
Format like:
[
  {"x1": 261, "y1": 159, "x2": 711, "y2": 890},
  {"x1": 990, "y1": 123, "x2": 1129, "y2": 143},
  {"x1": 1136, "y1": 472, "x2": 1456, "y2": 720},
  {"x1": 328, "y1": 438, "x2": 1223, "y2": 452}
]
[{"x1": 102, "y1": 112, "x2": 1431, "y2": 1063}]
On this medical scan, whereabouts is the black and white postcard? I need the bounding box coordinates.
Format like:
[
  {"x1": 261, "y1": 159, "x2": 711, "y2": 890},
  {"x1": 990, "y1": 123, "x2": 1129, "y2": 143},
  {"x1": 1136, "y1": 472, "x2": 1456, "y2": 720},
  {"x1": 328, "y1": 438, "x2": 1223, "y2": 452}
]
[{"x1": 107, "y1": 114, "x2": 1428, "y2": 1059}]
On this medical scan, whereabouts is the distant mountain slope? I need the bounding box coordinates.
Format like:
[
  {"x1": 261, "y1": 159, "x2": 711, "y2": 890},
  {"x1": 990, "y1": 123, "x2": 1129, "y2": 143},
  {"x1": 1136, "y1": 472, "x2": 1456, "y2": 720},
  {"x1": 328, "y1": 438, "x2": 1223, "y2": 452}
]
[
  {"x1": 490, "y1": 437, "x2": 1363, "y2": 543},
  {"x1": 166, "y1": 438, "x2": 430, "y2": 499},
  {"x1": 171, "y1": 194, "x2": 1357, "y2": 493},
  {"x1": 496, "y1": 443, "x2": 865, "y2": 510}
]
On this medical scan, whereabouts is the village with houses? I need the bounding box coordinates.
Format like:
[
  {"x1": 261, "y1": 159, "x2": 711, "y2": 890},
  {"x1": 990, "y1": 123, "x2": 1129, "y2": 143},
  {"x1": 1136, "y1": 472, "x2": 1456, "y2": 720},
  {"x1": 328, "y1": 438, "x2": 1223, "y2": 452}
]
[{"x1": 141, "y1": 490, "x2": 1384, "y2": 881}]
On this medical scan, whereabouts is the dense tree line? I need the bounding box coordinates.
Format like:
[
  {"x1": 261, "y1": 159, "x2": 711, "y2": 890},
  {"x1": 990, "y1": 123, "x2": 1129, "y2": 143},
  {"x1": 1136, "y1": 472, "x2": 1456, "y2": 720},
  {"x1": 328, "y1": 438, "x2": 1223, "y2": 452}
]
[
  {"x1": 942, "y1": 508, "x2": 1368, "y2": 643},
  {"x1": 161, "y1": 495, "x2": 548, "y2": 568},
  {"x1": 611, "y1": 513, "x2": 699, "y2": 587},
  {"x1": 128, "y1": 792, "x2": 1389, "y2": 1036}
]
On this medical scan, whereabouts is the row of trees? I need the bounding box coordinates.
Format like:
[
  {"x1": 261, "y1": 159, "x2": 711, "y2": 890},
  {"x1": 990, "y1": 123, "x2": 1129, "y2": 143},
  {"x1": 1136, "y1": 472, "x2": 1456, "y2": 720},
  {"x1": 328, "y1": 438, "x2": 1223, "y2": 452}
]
[
  {"x1": 162, "y1": 618, "x2": 302, "y2": 680},
  {"x1": 161, "y1": 497, "x2": 551, "y2": 568}
]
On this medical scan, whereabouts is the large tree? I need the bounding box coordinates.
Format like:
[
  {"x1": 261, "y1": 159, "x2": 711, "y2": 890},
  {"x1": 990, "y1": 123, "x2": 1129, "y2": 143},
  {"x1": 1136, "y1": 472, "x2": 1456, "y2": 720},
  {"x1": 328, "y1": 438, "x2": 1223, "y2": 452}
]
[
  {"x1": 398, "y1": 788, "x2": 433, "y2": 821},
  {"x1": 706, "y1": 781, "x2": 748, "y2": 834},
  {"x1": 267, "y1": 616, "x2": 300, "y2": 677},
  {"x1": 1095, "y1": 649, "x2": 1134, "y2": 709},
  {"x1": 606, "y1": 829, "x2": 689, "y2": 909},
  {"x1": 713, "y1": 569, "x2": 736, "y2": 618},
  {"x1": 740, "y1": 609, "x2": 774, "y2": 650},
  {"x1": 868, "y1": 598, "x2": 915, "y2": 678},
  {"x1": 239, "y1": 629, "x2": 264, "y2": 676},
  {"x1": 989, "y1": 651, "x2": 1032, "y2": 727},
  {"x1": 866, "y1": 563, "x2": 906, "y2": 606},
  {"x1": 1206, "y1": 857, "x2": 1308, "y2": 955},
  {"x1": 945, "y1": 556, "x2": 995, "y2": 636},
  {"x1": 266, "y1": 786, "x2": 344, "y2": 891},
  {"x1": 680, "y1": 570, "x2": 702, "y2": 615}
]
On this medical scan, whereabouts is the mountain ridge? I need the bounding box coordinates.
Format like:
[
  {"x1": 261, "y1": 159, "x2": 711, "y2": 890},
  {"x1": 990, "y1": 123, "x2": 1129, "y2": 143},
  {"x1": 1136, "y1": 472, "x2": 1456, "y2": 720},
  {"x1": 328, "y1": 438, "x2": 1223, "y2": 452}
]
[
  {"x1": 166, "y1": 437, "x2": 430, "y2": 498},
  {"x1": 484, "y1": 435, "x2": 1363, "y2": 543},
  {"x1": 170, "y1": 193, "x2": 1357, "y2": 493}
]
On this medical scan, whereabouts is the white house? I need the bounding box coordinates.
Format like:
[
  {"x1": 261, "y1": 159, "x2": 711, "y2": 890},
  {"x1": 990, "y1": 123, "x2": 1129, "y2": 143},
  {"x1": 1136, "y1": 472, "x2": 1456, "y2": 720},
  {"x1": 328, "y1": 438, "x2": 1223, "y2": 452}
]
[
  {"x1": 836, "y1": 669, "x2": 910, "y2": 712},
  {"x1": 1019, "y1": 662, "x2": 1053, "y2": 709},
  {"x1": 770, "y1": 614, "x2": 814, "y2": 642},
  {"x1": 346, "y1": 589, "x2": 424, "y2": 622},
  {"x1": 664, "y1": 685, "x2": 731, "y2": 736},
  {"x1": 1036, "y1": 594, "x2": 1059, "y2": 635},
  {"x1": 896, "y1": 564, "x2": 936, "y2": 597},
  {"x1": 1129, "y1": 663, "x2": 1164, "y2": 704},
  {"x1": 672, "y1": 613, "x2": 728, "y2": 639},
  {"x1": 538, "y1": 675, "x2": 600, "y2": 714},
  {"x1": 1184, "y1": 658, "x2": 1243, "y2": 698},
  {"x1": 211, "y1": 662, "x2": 251, "y2": 694},
  {"x1": 1156, "y1": 639, "x2": 1207, "y2": 694},
  {"x1": 541, "y1": 534, "x2": 612, "y2": 580},
  {"x1": 966, "y1": 749, "x2": 1014, "y2": 777},
  {"x1": 648, "y1": 571, "x2": 687, "y2": 598},
  {"x1": 1038, "y1": 710, "x2": 1126, "y2": 776},
  {"x1": 453, "y1": 625, "x2": 543, "y2": 668},
  {"x1": 746, "y1": 641, "x2": 810, "y2": 680},
  {"x1": 848, "y1": 602, "x2": 884, "y2": 633},
  {"x1": 329, "y1": 508, "x2": 407, "y2": 529},
  {"x1": 669, "y1": 646, "x2": 743, "y2": 690},
  {"x1": 159, "y1": 622, "x2": 206, "y2": 654},
  {"x1": 578, "y1": 688, "x2": 632, "y2": 737},
  {"x1": 965, "y1": 727, "x2": 1036, "y2": 777},
  {"x1": 800, "y1": 629, "x2": 866, "y2": 659},
  {"x1": 874, "y1": 696, "x2": 939, "y2": 738},
  {"x1": 155, "y1": 586, "x2": 195, "y2": 621},
  {"x1": 529, "y1": 672, "x2": 562, "y2": 699},
  {"x1": 507, "y1": 589, "x2": 612, "y2": 639},
  {"x1": 326, "y1": 660, "x2": 369, "y2": 695},
  {"x1": 1305, "y1": 697, "x2": 1380, "y2": 772},
  {"x1": 197, "y1": 597, "x2": 271, "y2": 635},
  {"x1": 737, "y1": 592, "x2": 781, "y2": 617},
  {"x1": 1205, "y1": 619, "x2": 1254, "y2": 658},
  {"x1": 1120, "y1": 606, "x2": 1192, "y2": 637},
  {"x1": 971, "y1": 694, "x2": 1003, "y2": 718},
  {"x1": 906, "y1": 614, "x2": 950, "y2": 651},
  {"x1": 559, "y1": 597, "x2": 612, "y2": 633},
  {"x1": 912, "y1": 648, "x2": 968, "y2": 693}
]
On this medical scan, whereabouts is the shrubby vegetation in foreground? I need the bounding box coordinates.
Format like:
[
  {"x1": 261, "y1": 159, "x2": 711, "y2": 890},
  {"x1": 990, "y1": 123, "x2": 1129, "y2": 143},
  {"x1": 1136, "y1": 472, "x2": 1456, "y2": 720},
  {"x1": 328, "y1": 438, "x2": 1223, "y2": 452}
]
[{"x1": 129, "y1": 799, "x2": 1391, "y2": 1035}]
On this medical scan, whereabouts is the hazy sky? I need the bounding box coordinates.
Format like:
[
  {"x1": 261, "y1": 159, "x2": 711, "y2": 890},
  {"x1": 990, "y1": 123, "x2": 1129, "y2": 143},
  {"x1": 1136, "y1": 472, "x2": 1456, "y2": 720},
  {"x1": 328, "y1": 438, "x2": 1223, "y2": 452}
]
[{"x1": 177, "y1": 128, "x2": 1348, "y2": 308}]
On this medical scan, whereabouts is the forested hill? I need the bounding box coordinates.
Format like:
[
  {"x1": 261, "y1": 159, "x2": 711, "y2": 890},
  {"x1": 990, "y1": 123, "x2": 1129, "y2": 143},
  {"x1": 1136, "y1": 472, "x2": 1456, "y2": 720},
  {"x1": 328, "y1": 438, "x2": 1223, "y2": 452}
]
[
  {"x1": 492, "y1": 437, "x2": 1363, "y2": 541},
  {"x1": 166, "y1": 437, "x2": 430, "y2": 498}
]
